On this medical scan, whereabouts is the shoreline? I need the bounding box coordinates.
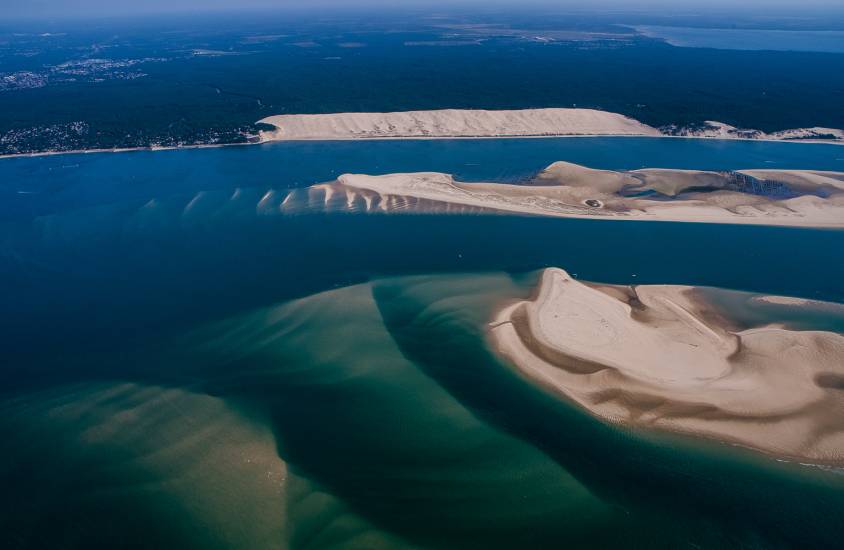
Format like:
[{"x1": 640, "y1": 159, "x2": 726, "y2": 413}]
[
  {"x1": 0, "y1": 140, "x2": 257, "y2": 161},
  {"x1": 1, "y1": 132, "x2": 842, "y2": 162}
]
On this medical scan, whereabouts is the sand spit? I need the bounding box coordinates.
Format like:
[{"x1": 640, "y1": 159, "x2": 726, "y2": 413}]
[
  {"x1": 489, "y1": 268, "x2": 844, "y2": 465},
  {"x1": 258, "y1": 108, "x2": 661, "y2": 140},
  {"x1": 305, "y1": 162, "x2": 844, "y2": 227}
]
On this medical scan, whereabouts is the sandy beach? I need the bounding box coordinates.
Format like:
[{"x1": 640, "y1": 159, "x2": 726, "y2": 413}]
[
  {"x1": 489, "y1": 268, "x2": 844, "y2": 465},
  {"x1": 303, "y1": 162, "x2": 844, "y2": 228}
]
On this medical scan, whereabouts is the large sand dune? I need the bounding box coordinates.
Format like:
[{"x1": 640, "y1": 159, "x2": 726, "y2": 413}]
[
  {"x1": 257, "y1": 108, "x2": 843, "y2": 142},
  {"x1": 258, "y1": 108, "x2": 661, "y2": 140},
  {"x1": 298, "y1": 162, "x2": 844, "y2": 227},
  {"x1": 489, "y1": 268, "x2": 844, "y2": 465}
]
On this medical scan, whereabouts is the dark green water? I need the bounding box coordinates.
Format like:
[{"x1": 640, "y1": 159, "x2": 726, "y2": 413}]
[{"x1": 1, "y1": 138, "x2": 843, "y2": 549}]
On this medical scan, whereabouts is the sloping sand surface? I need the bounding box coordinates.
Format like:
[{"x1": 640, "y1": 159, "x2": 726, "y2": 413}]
[
  {"x1": 489, "y1": 268, "x2": 844, "y2": 465},
  {"x1": 258, "y1": 108, "x2": 661, "y2": 140},
  {"x1": 533, "y1": 161, "x2": 640, "y2": 192}
]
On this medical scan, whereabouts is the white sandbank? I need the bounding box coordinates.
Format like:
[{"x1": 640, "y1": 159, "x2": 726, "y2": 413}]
[
  {"x1": 305, "y1": 162, "x2": 844, "y2": 228},
  {"x1": 489, "y1": 268, "x2": 844, "y2": 465}
]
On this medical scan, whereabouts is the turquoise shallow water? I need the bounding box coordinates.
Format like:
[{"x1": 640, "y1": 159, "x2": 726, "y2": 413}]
[{"x1": 1, "y1": 137, "x2": 843, "y2": 548}]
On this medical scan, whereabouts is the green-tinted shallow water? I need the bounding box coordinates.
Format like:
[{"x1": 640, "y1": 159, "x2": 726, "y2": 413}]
[
  {"x1": 2, "y1": 137, "x2": 844, "y2": 549},
  {"x1": 5, "y1": 272, "x2": 843, "y2": 549}
]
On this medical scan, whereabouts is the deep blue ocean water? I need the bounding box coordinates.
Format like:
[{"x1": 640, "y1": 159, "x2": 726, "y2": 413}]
[{"x1": 1, "y1": 137, "x2": 843, "y2": 549}]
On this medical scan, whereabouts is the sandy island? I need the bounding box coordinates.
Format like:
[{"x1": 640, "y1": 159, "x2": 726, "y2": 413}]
[
  {"x1": 299, "y1": 161, "x2": 844, "y2": 227},
  {"x1": 489, "y1": 268, "x2": 844, "y2": 465}
]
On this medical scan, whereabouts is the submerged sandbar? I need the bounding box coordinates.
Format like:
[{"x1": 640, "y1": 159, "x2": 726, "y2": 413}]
[{"x1": 258, "y1": 108, "x2": 661, "y2": 140}]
